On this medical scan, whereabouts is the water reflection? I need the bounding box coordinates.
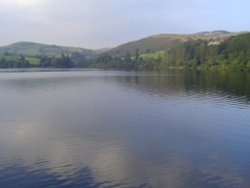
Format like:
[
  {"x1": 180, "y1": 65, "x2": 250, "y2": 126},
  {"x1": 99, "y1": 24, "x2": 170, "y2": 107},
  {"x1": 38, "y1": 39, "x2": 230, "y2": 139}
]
[
  {"x1": 112, "y1": 70, "x2": 250, "y2": 103},
  {"x1": 0, "y1": 70, "x2": 249, "y2": 188}
]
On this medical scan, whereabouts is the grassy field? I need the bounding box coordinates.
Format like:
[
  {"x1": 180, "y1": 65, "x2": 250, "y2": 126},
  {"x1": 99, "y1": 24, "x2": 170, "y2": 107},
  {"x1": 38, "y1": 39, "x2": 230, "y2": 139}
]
[
  {"x1": 0, "y1": 54, "x2": 20, "y2": 61},
  {"x1": 140, "y1": 51, "x2": 165, "y2": 60},
  {"x1": 0, "y1": 54, "x2": 40, "y2": 65},
  {"x1": 26, "y1": 57, "x2": 40, "y2": 65}
]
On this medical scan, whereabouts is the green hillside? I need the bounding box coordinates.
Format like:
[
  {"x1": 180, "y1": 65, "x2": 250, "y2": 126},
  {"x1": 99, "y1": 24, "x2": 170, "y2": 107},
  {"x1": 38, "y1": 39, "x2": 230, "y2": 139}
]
[
  {"x1": 107, "y1": 31, "x2": 238, "y2": 57},
  {"x1": 0, "y1": 41, "x2": 95, "y2": 57},
  {"x1": 0, "y1": 42, "x2": 97, "y2": 68},
  {"x1": 92, "y1": 32, "x2": 250, "y2": 71}
]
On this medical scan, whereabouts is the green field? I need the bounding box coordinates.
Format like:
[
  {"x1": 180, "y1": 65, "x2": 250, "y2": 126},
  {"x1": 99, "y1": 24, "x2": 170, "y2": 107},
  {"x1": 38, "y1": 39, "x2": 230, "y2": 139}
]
[
  {"x1": 0, "y1": 54, "x2": 20, "y2": 62},
  {"x1": 140, "y1": 51, "x2": 165, "y2": 60},
  {"x1": 26, "y1": 57, "x2": 40, "y2": 65}
]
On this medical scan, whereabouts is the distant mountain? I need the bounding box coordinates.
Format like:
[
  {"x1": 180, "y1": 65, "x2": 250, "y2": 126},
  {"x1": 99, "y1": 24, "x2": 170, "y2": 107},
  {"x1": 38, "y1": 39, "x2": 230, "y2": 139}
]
[
  {"x1": 0, "y1": 41, "x2": 95, "y2": 57},
  {"x1": 107, "y1": 31, "x2": 241, "y2": 57}
]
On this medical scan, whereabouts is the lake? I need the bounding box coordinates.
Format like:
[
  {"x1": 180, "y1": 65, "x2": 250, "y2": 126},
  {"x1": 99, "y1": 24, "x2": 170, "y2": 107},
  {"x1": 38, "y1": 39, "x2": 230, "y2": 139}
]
[{"x1": 0, "y1": 70, "x2": 249, "y2": 188}]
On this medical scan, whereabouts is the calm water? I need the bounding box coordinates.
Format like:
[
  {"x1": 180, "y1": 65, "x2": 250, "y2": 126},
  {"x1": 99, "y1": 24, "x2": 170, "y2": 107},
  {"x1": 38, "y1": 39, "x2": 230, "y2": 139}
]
[{"x1": 0, "y1": 70, "x2": 249, "y2": 188}]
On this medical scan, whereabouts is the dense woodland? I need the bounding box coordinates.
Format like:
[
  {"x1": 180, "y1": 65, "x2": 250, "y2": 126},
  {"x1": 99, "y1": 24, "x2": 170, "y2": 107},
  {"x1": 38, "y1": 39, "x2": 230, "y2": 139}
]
[{"x1": 0, "y1": 33, "x2": 250, "y2": 71}]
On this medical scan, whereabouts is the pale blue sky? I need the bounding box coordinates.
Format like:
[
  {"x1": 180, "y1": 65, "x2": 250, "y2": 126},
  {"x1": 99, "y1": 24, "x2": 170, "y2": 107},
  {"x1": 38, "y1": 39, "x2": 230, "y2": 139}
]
[{"x1": 0, "y1": 0, "x2": 249, "y2": 48}]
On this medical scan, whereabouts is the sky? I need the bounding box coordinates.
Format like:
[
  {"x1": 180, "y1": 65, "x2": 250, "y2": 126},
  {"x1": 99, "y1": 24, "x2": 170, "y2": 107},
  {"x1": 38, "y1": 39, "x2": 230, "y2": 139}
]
[{"x1": 0, "y1": 0, "x2": 249, "y2": 48}]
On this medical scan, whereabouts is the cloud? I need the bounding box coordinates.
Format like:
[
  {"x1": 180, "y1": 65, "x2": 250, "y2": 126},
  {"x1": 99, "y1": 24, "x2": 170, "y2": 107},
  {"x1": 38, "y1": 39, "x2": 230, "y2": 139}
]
[{"x1": 0, "y1": 0, "x2": 249, "y2": 48}]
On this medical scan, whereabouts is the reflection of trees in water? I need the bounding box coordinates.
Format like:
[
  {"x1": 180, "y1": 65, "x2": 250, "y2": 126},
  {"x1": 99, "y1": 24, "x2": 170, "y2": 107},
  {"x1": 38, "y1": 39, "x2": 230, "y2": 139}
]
[
  {"x1": 114, "y1": 70, "x2": 250, "y2": 102},
  {"x1": 183, "y1": 71, "x2": 250, "y2": 99},
  {"x1": 0, "y1": 70, "x2": 249, "y2": 101}
]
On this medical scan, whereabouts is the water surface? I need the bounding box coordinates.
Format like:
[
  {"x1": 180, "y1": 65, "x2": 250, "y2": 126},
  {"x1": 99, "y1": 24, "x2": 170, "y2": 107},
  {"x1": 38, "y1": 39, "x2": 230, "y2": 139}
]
[{"x1": 0, "y1": 70, "x2": 249, "y2": 188}]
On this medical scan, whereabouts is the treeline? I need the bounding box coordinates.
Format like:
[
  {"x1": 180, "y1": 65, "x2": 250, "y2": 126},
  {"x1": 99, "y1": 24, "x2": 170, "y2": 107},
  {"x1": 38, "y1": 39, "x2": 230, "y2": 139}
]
[
  {"x1": 0, "y1": 54, "x2": 30, "y2": 68},
  {"x1": 38, "y1": 53, "x2": 87, "y2": 68},
  {"x1": 0, "y1": 53, "x2": 88, "y2": 68}
]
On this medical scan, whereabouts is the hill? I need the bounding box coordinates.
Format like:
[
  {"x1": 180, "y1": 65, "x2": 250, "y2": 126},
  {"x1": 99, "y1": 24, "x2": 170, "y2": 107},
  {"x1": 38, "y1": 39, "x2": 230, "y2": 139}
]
[
  {"x1": 0, "y1": 41, "x2": 95, "y2": 57},
  {"x1": 107, "y1": 31, "x2": 239, "y2": 57},
  {"x1": 92, "y1": 32, "x2": 250, "y2": 71}
]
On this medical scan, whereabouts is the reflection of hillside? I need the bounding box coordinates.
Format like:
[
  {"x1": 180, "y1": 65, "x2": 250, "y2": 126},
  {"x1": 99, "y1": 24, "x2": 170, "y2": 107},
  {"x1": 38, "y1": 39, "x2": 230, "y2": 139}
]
[
  {"x1": 0, "y1": 70, "x2": 249, "y2": 102},
  {"x1": 183, "y1": 71, "x2": 250, "y2": 99},
  {"x1": 111, "y1": 70, "x2": 250, "y2": 102}
]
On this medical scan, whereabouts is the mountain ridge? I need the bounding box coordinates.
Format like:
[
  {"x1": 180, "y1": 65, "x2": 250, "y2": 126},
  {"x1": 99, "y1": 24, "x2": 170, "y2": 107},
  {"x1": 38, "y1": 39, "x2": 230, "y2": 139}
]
[
  {"x1": 0, "y1": 41, "x2": 96, "y2": 57},
  {"x1": 0, "y1": 30, "x2": 247, "y2": 56},
  {"x1": 106, "y1": 30, "x2": 245, "y2": 57}
]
